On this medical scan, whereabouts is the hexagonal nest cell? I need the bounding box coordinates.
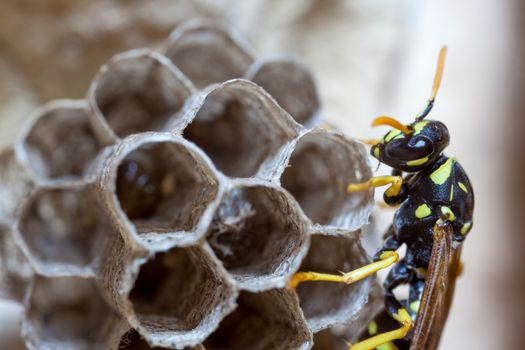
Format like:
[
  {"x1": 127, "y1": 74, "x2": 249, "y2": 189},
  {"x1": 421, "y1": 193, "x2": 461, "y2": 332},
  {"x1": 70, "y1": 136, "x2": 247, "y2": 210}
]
[
  {"x1": 19, "y1": 100, "x2": 103, "y2": 180},
  {"x1": 23, "y1": 276, "x2": 121, "y2": 349},
  {"x1": 281, "y1": 131, "x2": 373, "y2": 229},
  {"x1": 114, "y1": 138, "x2": 220, "y2": 237},
  {"x1": 295, "y1": 232, "x2": 379, "y2": 332},
  {"x1": 17, "y1": 184, "x2": 112, "y2": 274},
  {"x1": 89, "y1": 50, "x2": 193, "y2": 139},
  {"x1": 207, "y1": 182, "x2": 308, "y2": 290},
  {"x1": 245, "y1": 58, "x2": 320, "y2": 126},
  {"x1": 184, "y1": 80, "x2": 298, "y2": 178},
  {"x1": 164, "y1": 20, "x2": 254, "y2": 89},
  {"x1": 203, "y1": 289, "x2": 312, "y2": 350},
  {"x1": 128, "y1": 246, "x2": 236, "y2": 348}
]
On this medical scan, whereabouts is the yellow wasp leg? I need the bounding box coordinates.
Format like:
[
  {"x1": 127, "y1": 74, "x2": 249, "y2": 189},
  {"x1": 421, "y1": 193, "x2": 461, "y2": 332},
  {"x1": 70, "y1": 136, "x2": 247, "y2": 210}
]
[
  {"x1": 347, "y1": 175, "x2": 403, "y2": 197},
  {"x1": 348, "y1": 308, "x2": 413, "y2": 350},
  {"x1": 288, "y1": 251, "x2": 398, "y2": 289}
]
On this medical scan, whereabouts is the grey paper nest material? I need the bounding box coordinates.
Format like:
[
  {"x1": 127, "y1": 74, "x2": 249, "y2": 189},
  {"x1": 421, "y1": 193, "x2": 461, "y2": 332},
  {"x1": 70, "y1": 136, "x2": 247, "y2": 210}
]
[{"x1": 0, "y1": 19, "x2": 381, "y2": 349}]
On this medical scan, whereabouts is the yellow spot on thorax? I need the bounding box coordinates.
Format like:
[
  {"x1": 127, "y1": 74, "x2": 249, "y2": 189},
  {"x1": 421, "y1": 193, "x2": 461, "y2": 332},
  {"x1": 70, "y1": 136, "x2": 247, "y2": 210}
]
[
  {"x1": 441, "y1": 206, "x2": 456, "y2": 221},
  {"x1": 461, "y1": 222, "x2": 472, "y2": 235},
  {"x1": 406, "y1": 156, "x2": 429, "y2": 166},
  {"x1": 458, "y1": 182, "x2": 468, "y2": 193},
  {"x1": 415, "y1": 204, "x2": 431, "y2": 218},
  {"x1": 450, "y1": 184, "x2": 454, "y2": 201},
  {"x1": 374, "y1": 147, "x2": 380, "y2": 158},
  {"x1": 430, "y1": 158, "x2": 454, "y2": 185}
]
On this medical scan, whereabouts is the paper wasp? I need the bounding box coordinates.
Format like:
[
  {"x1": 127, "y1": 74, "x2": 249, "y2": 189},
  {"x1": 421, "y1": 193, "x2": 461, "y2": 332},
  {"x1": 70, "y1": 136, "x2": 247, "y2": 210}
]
[{"x1": 290, "y1": 47, "x2": 474, "y2": 349}]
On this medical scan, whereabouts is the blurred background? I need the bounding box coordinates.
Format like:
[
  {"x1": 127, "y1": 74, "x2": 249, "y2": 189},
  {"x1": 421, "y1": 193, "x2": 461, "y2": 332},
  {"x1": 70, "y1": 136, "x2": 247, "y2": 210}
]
[{"x1": 0, "y1": 0, "x2": 522, "y2": 349}]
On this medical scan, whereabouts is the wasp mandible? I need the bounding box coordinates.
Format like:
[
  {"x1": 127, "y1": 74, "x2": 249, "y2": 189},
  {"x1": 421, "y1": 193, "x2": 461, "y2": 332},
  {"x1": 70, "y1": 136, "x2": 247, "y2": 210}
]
[{"x1": 290, "y1": 47, "x2": 474, "y2": 350}]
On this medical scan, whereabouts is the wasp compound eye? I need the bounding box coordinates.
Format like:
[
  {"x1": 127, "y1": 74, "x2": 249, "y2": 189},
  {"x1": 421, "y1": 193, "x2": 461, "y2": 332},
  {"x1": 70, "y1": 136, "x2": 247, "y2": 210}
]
[{"x1": 385, "y1": 136, "x2": 434, "y2": 160}]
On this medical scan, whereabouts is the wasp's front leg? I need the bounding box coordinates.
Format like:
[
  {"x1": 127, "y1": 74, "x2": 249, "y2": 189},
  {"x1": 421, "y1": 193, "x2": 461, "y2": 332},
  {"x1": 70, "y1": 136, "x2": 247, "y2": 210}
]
[{"x1": 348, "y1": 175, "x2": 405, "y2": 200}]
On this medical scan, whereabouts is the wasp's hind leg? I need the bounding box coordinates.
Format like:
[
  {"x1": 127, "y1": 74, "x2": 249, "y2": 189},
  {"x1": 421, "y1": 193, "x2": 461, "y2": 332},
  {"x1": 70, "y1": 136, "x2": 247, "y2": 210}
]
[
  {"x1": 289, "y1": 226, "x2": 400, "y2": 289},
  {"x1": 348, "y1": 261, "x2": 414, "y2": 350}
]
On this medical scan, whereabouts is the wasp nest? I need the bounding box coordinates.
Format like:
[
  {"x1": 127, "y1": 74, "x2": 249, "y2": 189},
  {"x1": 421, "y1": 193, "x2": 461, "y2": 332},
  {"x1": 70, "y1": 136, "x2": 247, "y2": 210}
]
[{"x1": 0, "y1": 19, "x2": 381, "y2": 349}]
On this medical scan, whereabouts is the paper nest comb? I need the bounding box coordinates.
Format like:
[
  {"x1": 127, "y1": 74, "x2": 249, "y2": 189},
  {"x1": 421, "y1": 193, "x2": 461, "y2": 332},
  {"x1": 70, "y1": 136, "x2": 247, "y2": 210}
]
[{"x1": 0, "y1": 19, "x2": 383, "y2": 350}]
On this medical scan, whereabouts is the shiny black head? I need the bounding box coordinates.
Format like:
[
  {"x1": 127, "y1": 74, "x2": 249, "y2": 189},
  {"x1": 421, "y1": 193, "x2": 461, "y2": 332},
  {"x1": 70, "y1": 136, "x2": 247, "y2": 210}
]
[{"x1": 371, "y1": 119, "x2": 449, "y2": 172}]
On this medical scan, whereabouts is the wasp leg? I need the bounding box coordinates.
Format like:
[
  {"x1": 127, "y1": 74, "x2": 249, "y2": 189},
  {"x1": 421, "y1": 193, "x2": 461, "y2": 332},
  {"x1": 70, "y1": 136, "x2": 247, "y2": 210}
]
[
  {"x1": 288, "y1": 251, "x2": 399, "y2": 289},
  {"x1": 347, "y1": 175, "x2": 403, "y2": 197},
  {"x1": 349, "y1": 308, "x2": 413, "y2": 350},
  {"x1": 349, "y1": 261, "x2": 415, "y2": 350}
]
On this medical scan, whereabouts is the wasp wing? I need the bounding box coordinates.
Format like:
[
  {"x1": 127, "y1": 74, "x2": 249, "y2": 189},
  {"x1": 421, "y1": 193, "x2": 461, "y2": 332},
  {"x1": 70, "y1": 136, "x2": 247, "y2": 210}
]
[{"x1": 409, "y1": 223, "x2": 462, "y2": 350}]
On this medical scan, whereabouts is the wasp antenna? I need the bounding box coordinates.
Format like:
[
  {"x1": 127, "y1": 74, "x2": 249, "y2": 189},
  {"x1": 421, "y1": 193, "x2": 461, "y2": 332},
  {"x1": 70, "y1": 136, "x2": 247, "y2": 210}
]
[
  {"x1": 416, "y1": 46, "x2": 447, "y2": 121},
  {"x1": 372, "y1": 116, "x2": 412, "y2": 134},
  {"x1": 431, "y1": 46, "x2": 447, "y2": 101}
]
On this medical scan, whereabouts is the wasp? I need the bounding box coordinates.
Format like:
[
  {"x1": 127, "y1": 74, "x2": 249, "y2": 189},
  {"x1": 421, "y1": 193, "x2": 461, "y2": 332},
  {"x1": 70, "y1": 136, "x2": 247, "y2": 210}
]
[{"x1": 290, "y1": 47, "x2": 474, "y2": 350}]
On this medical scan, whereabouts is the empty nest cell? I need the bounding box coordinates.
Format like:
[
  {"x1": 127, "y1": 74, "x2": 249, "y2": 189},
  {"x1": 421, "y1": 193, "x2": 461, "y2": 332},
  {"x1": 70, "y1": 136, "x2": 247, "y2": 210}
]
[
  {"x1": 19, "y1": 100, "x2": 103, "y2": 180},
  {"x1": 184, "y1": 80, "x2": 298, "y2": 178},
  {"x1": 23, "y1": 276, "x2": 121, "y2": 349},
  {"x1": 296, "y1": 232, "x2": 377, "y2": 332},
  {"x1": 114, "y1": 138, "x2": 220, "y2": 237},
  {"x1": 164, "y1": 20, "x2": 254, "y2": 88},
  {"x1": 245, "y1": 57, "x2": 320, "y2": 126},
  {"x1": 207, "y1": 183, "x2": 308, "y2": 290},
  {"x1": 128, "y1": 246, "x2": 236, "y2": 348},
  {"x1": 204, "y1": 289, "x2": 312, "y2": 350},
  {"x1": 17, "y1": 184, "x2": 111, "y2": 274},
  {"x1": 281, "y1": 131, "x2": 373, "y2": 229},
  {"x1": 89, "y1": 49, "x2": 193, "y2": 140}
]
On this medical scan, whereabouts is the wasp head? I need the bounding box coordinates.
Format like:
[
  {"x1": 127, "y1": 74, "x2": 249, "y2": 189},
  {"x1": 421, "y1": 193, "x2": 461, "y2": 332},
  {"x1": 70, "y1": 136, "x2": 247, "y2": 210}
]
[{"x1": 370, "y1": 119, "x2": 449, "y2": 172}]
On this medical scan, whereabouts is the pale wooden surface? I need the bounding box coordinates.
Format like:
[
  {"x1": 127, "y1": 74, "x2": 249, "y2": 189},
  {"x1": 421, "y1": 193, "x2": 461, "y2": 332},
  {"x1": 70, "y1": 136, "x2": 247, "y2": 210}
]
[{"x1": 0, "y1": 1, "x2": 516, "y2": 349}]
